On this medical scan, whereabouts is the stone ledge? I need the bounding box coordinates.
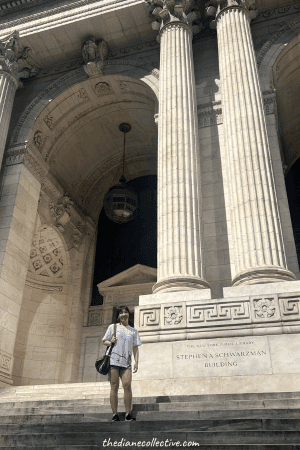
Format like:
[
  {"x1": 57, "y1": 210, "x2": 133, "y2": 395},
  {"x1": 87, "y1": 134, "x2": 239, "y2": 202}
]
[{"x1": 223, "y1": 280, "x2": 300, "y2": 298}]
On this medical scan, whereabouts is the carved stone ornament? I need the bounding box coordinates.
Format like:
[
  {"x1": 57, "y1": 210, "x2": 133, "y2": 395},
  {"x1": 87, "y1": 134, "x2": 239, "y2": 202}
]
[
  {"x1": 88, "y1": 308, "x2": 103, "y2": 326},
  {"x1": 29, "y1": 225, "x2": 65, "y2": 280},
  {"x1": 147, "y1": 0, "x2": 203, "y2": 40},
  {"x1": 254, "y1": 298, "x2": 276, "y2": 319},
  {"x1": 205, "y1": 0, "x2": 258, "y2": 28},
  {"x1": 33, "y1": 130, "x2": 46, "y2": 151},
  {"x1": 164, "y1": 306, "x2": 183, "y2": 325},
  {"x1": 82, "y1": 37, "x2": 108, "y2": 77},
  {"x1": 94, "y1": 81, "x2": 113, "y2": 96},
  {"x1": 49, "y1": 194, "x2": 74, "y2": 232},
  {"x1": 0, "y1": 30, "x2": 38, "y2": 86}
]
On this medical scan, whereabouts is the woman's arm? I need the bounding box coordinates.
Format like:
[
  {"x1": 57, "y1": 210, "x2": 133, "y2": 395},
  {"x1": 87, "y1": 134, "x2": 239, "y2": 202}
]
[
  {"x1": 133, "y1": 346, "x2": 139, "y2": 373},
  {"x1": 102, "y1": 337, "x2": 117, "y2": 346}
]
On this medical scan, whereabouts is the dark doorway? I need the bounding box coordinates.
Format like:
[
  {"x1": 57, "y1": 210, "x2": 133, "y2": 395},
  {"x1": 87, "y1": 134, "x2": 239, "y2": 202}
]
[
  {"x1": 91, "y1": 175, "x2": 157, "y2": 306},
  {"x1": 285, "y1": 158, "x2": 300, "y2": 265}
]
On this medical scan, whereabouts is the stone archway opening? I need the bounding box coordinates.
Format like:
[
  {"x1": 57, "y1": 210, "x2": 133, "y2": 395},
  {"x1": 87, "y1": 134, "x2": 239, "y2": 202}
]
[
  {"x1": 272, "y1": 33, "x2": 300, "y2": 175},
  {"x1": 10, "y1": 72, "x2": 158, "y2": 386}
]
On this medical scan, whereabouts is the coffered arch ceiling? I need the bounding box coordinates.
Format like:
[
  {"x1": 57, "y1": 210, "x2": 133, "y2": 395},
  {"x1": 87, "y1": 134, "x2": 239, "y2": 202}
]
[{"x1": 29, "y1": 74, "x2": 158, "y2": 221}]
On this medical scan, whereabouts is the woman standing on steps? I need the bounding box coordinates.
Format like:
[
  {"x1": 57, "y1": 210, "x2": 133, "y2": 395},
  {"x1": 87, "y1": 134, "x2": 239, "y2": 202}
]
[{"x1": 102, "y1": 305, "x2": 141, "y2": 422}]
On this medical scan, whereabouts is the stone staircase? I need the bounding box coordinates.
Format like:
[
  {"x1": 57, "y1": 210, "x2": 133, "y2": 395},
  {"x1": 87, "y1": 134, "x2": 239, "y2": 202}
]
[{"x1": 0, "y1": 383, "x2": 300, "y2": 449}]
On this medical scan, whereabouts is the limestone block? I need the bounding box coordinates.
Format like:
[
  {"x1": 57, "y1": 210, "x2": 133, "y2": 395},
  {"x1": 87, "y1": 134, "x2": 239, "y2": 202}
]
[
  {"x1": 268, "y1": 334, "x2": 300, "y2": 374},
  {"x1": 133, "y1": 342, "x2": 173, "y2": 381},
  {"x1": 139, "y1": 289, "x2": 212, "y2": 306}
]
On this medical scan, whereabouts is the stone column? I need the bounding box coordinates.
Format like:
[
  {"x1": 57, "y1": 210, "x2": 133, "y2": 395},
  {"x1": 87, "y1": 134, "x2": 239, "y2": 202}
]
[
  {"x1": 149, "y1": 0, "x2": 210, "y2": 293},
  {"x1": 0, "y1": 31, "x2": 37, "y2": 168},
  {"x1": 206, "y1": 0, "x2": 296, "y2": 286}
]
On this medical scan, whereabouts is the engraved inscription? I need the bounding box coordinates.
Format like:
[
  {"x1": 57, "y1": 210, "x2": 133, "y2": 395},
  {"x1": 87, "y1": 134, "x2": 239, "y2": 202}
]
[{"x1": 174, "y1": 337, "x2": 272, "y2": 378}]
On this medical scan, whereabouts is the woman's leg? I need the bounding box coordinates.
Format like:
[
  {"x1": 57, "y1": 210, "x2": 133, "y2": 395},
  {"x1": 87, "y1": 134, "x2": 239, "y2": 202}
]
[
  {"x1": 120, "y1": 368, "x2": 132, "y2": 415},
  {"x1": 109, "y1": 367, "x2": 120, "y2": 415}
]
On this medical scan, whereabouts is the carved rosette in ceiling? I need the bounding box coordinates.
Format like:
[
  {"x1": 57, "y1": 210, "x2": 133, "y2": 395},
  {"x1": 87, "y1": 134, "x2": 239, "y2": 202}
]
[{"x1": 28, "y1": 225, "x2": 66, "y2": 281}]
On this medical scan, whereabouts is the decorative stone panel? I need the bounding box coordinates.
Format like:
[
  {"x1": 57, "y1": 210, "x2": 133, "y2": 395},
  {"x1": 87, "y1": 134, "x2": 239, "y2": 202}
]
[
  {"x1": 279, "y1": 295, "x2": 300, "y2": 321},
  {"x1": 186, "y1": 300, "x2": 251, "y2": 327},
  {"x1": 137, "y1": 306, "x2": 161, "y2": 331},
  {"x1": 163, "y1": 305, "x2": 186, "y2": 328},
  {"x1": 29, "y1": 225, "x2": 65, "y2": 280},
  {"x1": 0, "y1": 350, "x2": 13, "y2": 379},
  {"x1": 250, "y1": 295, "x2": 281, "y2": 323},
  {"x1": 88, "y1": 307, "x2": 103, "y2": 326}
]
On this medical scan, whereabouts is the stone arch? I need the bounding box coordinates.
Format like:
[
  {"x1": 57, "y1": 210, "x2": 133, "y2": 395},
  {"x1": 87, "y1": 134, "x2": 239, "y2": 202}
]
[
  {"x1": 257, "y1": 16, "x2": 300, "y2": 90},
  {"x1": 9, "y1": 60, "x2": 159, "y2": 148}
]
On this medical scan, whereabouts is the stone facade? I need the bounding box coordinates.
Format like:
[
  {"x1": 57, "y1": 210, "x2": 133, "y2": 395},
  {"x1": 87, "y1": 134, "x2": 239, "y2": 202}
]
[{"x1": 0, "y1": 0, "x2": 298, "y2": 392}]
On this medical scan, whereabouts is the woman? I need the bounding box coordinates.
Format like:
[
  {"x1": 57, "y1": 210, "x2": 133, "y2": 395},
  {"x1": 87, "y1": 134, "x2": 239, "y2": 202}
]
[{"x1": 102, "y1": 305, "x2": 141, "y2": 421}]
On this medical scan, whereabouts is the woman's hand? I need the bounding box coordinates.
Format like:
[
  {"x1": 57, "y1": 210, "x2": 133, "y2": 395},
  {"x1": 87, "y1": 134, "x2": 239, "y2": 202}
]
[
  {"x1": 133, "y1": 362, "x2": 138, "y2": 373},
  {"x1": 111, "y1": 337, "x2": 117, "y2": 344}
]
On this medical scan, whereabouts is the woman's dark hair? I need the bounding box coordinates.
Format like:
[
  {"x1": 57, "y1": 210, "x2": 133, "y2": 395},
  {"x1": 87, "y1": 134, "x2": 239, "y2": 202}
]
[{"x1": 116, "y1": 305, "x2": 133, "y2": 326}]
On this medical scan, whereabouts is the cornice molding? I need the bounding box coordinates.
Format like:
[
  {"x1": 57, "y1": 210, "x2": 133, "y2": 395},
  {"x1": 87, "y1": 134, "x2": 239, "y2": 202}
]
[
  {"x1": 252, "y1": 2, "x2": 300, "y2": 24},
  {"x1": 0, "y1": 0, "x2": 142, "y2": 33}
]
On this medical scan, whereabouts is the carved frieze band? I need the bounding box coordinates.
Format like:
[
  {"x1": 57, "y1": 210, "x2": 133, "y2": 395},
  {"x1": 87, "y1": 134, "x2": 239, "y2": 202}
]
[
  {"x1": 135, "y1": 293, "x2": 300, "y2": 333},
  {"x1": 197, "y1": 101, "x2": 223, "y2": 128}
]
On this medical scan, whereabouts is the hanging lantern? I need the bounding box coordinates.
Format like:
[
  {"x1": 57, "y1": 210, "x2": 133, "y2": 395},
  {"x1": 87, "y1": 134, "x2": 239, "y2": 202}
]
[{"x1": 103, "y1": 123, "x2": 138, "y2": 223}]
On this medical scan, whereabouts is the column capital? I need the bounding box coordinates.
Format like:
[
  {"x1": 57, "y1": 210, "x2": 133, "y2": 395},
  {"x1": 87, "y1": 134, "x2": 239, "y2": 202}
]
[
  {"x1": 205, "y1": 0, "x2": 258, "y2": 28},
  {"x1": 3, "y1": 143, "x2": 49, "y2": 183},
  {"x1": 0, "y1": 31, "x2": 38, "y2": 87},
  {"x1": 147, "y1": 0, "x2": 202, "y2": 41}
]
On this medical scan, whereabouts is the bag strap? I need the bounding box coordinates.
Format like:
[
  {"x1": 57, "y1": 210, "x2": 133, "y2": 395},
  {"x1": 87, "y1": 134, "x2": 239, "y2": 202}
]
[{"x1": 106, "y1": 323, "x2": 117, "y2": 356}]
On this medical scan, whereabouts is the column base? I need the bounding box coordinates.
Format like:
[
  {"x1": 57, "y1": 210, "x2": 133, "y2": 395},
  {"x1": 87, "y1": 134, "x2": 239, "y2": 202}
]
[
  {"x1": 152, "y1": 276, "x2": 210, "y2": 294},
  {"x1": 232, "y1": 266, "x2": 296, "y2": 287}
]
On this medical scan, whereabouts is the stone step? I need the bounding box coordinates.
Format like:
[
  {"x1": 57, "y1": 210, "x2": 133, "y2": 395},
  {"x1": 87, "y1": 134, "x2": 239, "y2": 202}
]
[
  {"x1": 1, "y1": 418, "x2": 300, "y2": 433},
  {"x1": 1, "y1": 392, "x2": 300, "y2": 409},
  {"x1": 1, "y1": 430, "x2": 300, "y2": 447},
  {"x1": 2, "y1": 409, "x2": 300, "y2": 424},
  {"x1": 2, "y1": 398, "x2": 300, "y2": 416},
  {"x1": 1, "y1": 389, "x2": 300, "y2": 403}
]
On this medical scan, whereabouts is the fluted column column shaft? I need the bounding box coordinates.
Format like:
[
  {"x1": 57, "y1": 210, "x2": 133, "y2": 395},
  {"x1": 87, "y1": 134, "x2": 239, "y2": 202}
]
[
  {"x1": 154, "y1": 22, "x2": 209, "y2": 293},
  {"x1": 216, "y1": 6, "x2": 295, "y2": 285},
  {"x1": 0, "y1": 73, "x2": 18, "y2": 166}
]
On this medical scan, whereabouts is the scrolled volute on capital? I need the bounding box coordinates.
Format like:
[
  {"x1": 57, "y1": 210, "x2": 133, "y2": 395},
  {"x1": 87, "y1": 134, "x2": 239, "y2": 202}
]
[
  {"x1": 205, "y1": 0, "x2": 258, "y2": 28},
  {"x1": 147, "y1": 0, "x2": 203, "y2": 39},
  {"x1": 0, "y1": 31, "x2": 39, "y2": 86}
]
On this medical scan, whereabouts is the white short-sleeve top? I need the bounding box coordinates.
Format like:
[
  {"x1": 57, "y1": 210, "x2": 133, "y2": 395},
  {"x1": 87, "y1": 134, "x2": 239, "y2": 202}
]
[{"x1": 102, "y1": 323, "x2": 142, "y2": 368}]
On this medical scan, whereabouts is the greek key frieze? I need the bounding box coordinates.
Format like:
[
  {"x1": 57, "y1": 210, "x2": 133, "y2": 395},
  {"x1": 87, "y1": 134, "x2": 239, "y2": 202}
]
[
  {"x1": 139, "y1": 308, "x2": 160, "y2": 329},
  {"x1": 279, "y1": 296, "x2": 300, "y2": 321},
  {"x1": 0, "y1": 352, "x2": 12, "y2": 373},
  {"x1": 187, "y1": 302, "x2": 250, "y2": 326}
]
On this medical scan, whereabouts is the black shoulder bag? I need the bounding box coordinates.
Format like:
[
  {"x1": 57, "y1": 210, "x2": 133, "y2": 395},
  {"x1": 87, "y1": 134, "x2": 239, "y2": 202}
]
[{"x1": 95, "y1": 323, "x2": 116, "y2": 375}]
